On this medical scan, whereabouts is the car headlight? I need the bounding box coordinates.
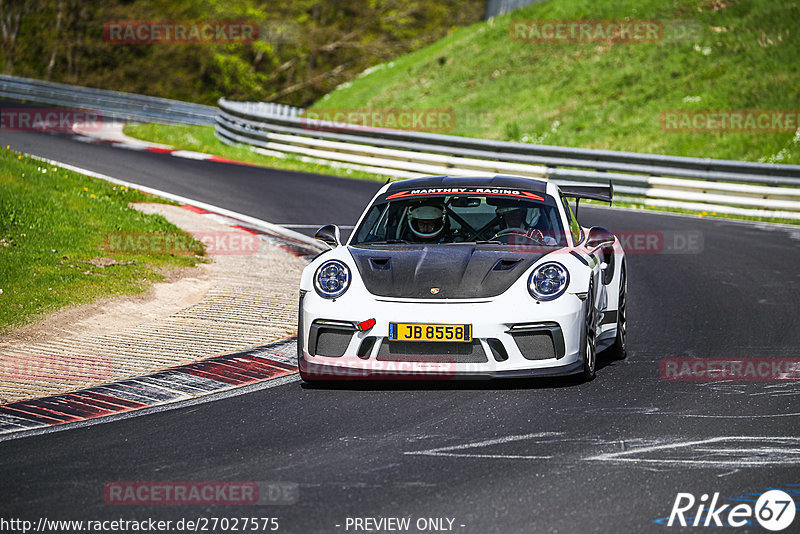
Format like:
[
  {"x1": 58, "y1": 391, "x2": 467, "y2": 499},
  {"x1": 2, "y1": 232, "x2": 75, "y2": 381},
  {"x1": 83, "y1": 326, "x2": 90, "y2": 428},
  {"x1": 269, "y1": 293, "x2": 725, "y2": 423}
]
[
  {"x1": 528, "y1": 262, "x2": 569, "y2": 301},
  {"x1": 314, "y1": 260, "x2": 351, "y2": 299}
]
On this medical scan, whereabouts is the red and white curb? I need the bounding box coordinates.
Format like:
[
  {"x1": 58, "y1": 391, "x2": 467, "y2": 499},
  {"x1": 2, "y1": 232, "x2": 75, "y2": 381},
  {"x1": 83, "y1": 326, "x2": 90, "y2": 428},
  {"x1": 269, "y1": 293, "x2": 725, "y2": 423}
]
[
  {"x1": 73, "y1": 135, "x2": 252, "y2": 165},
  {"x1": 179, "y1": 204, "x2": 322, "y2": 261},
  {"x1": 0, "y1": 338, "x2": 298, "y2": 439},
  {"x1": 69, "y1": 121, "x2": 254, "y2": 166}
]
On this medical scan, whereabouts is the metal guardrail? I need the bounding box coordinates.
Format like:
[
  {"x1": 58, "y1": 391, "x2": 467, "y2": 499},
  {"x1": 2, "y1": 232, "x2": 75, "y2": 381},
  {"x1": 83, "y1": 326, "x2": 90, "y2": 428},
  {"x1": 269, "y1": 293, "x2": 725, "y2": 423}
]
[
  {"x1": 0, "y1": 75, "x2": 216, "y2": 125},
  {"x1": 2, "y1": 75, "x2": 795, "y2": 219},
  {"x1": 485, "y1": 0, "x2": 547, "y2": 19},
  {"x1": 216, "y1": 98, "x2": 800, "y2": 219}
]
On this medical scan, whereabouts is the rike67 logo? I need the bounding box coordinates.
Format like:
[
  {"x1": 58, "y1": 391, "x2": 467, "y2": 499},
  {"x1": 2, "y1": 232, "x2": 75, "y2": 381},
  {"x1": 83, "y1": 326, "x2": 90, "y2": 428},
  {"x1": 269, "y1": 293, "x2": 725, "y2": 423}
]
[{"x1": 665, "y1": 490, "x2": 796, "y2": 530}]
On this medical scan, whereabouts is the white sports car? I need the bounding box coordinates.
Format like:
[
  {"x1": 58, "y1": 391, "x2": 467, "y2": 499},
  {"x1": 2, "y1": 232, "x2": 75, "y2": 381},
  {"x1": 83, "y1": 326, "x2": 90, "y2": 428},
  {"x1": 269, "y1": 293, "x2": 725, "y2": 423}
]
[{"x1": 298, "y1": 175, "x2": 626, "y2": 382}]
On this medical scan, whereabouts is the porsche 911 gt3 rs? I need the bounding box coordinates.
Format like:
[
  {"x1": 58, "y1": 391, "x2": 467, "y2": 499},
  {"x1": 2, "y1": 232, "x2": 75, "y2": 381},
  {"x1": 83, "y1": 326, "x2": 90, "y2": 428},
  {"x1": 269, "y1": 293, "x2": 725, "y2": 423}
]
[{"x1": 298, "y1": 175, "x2": 626, "y2": 381}]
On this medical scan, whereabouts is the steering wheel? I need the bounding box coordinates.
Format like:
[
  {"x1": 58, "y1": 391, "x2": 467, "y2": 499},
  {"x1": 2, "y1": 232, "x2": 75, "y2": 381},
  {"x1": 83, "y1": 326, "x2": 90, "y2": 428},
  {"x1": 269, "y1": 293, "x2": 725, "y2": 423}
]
[
  {"x1": 492, "y1": 228, "x2": 543, "y2": 244},
  {"x1": 491, "y1": 227, "x2": 546, "y2": 244}
]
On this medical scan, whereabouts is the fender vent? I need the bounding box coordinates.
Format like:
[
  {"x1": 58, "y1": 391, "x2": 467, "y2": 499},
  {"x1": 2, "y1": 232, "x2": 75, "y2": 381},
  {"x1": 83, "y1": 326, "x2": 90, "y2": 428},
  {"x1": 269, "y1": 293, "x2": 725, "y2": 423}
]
[
  {"x1": 602, "y1": 246, "x2": 615, "y2": 285},
  {"x1": 492, "y1": 258, "x2": 522, "y2": 271},
  {"x1": 369, "y1": 258, "x2": 391, "y2": 270}
]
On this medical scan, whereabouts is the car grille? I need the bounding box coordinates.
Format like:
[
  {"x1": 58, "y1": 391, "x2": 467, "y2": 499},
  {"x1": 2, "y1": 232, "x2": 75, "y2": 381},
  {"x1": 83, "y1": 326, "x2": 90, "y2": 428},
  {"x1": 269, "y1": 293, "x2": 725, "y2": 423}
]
[
  {"x1": 511, "y1": 331, "x2": 557, "y2": 360},
  {"x1": 313, "y1": 328, "x2": 353, "y2": 357},
  {"x1": 376, "y1": 340, "x2": 487, "y2": 363}
]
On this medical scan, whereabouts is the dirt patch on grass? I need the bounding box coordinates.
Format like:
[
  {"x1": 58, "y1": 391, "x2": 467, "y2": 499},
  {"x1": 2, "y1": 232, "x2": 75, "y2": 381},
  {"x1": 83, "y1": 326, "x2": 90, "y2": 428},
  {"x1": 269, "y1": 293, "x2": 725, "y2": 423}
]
[
  {"x1": 0, "y1": 202, "x2": 307, "y2": 403},
  {"x1": 0, "y1": 257, "x2": 212, "y2": 346}
]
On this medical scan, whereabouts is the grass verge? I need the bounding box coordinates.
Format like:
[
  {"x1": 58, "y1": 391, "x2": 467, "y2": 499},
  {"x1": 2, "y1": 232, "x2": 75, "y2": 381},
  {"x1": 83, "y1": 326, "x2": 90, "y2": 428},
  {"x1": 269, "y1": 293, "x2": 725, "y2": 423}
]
[{"x1": 0, "y1": 147, "x2": 206, "y2": 335}]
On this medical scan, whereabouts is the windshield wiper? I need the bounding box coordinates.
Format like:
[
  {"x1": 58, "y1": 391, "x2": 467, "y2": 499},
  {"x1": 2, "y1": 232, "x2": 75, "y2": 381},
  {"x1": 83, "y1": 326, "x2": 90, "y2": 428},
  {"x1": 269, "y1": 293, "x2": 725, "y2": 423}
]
[{"x1": 361, "y1": 239, "x2": 409, "y2": 245}]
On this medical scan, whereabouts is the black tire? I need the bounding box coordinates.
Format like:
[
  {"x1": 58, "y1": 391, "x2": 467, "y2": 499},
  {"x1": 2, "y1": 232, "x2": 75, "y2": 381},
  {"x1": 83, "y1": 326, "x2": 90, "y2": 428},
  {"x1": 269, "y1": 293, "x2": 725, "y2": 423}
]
[
  {"x1": 581, "y1": 280, "x2": 597, "y2": 382},
  {"x1": 607, "y1": 265, "x2": 627, "y2": 361}
]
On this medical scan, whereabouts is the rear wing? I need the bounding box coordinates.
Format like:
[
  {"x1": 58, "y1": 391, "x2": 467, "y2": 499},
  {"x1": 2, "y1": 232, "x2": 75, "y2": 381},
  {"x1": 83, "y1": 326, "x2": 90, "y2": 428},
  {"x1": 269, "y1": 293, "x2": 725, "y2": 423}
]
[{"x1": 559, "y1": 183, "x2": 613, "y2": 203}]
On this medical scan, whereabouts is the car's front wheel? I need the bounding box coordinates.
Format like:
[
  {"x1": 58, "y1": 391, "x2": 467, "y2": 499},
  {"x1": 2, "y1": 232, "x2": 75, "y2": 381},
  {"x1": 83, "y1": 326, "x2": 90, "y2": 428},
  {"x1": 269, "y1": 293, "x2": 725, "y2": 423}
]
[
  {"x1": 607, "y1": 265, "x2": 627, "y2": 360},
  {"x1": 581, "y1": 280, "x2": 597, "y2": 382}
]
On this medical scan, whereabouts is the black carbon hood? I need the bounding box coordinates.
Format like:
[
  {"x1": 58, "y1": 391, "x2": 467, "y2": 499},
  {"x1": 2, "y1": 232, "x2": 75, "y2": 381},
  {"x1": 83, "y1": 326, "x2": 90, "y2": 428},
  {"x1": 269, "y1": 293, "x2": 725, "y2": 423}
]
[{"x1": 349, "y1": 245, "x2": 551, "y2": 299}]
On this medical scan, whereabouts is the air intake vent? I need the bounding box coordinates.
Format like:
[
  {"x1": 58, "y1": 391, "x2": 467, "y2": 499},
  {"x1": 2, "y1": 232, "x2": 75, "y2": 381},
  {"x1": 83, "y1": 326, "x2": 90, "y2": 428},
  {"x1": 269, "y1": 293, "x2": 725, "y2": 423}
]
[
  {"x1": 314, "y1": 329, "x2": 352, "y2": 357},
  {"x1": 487, "y1": 338, "x2": 508, "y2": 362},
  {"x1": 377, "y1": 340, "x2": 487, "y2": 363},
  {"x1": 357, "y1": 337, "x2": 376, "y2": 359},
  {"x1": 309, "y1": 320, "x2": 356, "y2": 358},
  {"x1": 511, "y1": 332, "x2": 557, "y2": 360}
]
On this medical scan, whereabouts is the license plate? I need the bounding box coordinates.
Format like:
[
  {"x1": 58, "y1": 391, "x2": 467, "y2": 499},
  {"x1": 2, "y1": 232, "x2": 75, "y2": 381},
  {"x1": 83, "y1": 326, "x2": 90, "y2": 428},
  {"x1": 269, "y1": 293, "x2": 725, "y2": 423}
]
[{"x1": 389, "y1": 323, "x2": 472, "y2": 342}]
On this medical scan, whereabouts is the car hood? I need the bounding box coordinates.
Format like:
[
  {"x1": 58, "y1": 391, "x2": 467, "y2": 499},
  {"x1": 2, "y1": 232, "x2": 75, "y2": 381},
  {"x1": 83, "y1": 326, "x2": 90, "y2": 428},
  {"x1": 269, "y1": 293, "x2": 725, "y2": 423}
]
[{"x1": 348, "y1": 245, "x2": 551, "y2": 299}]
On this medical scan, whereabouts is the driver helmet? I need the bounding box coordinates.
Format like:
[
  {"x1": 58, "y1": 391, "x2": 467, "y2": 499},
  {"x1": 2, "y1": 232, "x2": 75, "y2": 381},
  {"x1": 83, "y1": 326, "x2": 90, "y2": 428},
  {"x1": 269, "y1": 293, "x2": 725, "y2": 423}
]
[{"x1": 408, "y1": 204, "x2": 446, "y2": 240}]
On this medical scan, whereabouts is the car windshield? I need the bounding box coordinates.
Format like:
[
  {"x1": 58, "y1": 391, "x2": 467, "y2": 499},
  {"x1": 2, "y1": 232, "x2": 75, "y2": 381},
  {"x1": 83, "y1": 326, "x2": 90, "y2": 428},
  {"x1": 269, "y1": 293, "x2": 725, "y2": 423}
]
[{"x1": 351, "y1": 193, "x2": 567, "y2": 247}]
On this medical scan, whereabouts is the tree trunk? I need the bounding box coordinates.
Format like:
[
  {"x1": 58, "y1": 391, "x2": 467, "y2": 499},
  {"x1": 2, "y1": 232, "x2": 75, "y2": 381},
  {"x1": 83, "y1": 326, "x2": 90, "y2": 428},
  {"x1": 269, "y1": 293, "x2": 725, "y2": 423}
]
[
  {"x1": 45, "y1": 0, "x2": 64, "y2": 80},
  {"x1": 0, "y1": 1, "x2": 27, "y2": 75}
]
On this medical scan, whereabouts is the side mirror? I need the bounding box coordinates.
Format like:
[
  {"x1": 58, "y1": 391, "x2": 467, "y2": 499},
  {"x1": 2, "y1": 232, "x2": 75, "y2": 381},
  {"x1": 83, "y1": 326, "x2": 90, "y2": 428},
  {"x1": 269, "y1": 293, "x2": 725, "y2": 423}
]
[
  {"x1": 315, "y1": 224, "x2": 342, "y2": 248},
  {"x1": 586, "y1": 226, "x2": 614, "y2": 251}
]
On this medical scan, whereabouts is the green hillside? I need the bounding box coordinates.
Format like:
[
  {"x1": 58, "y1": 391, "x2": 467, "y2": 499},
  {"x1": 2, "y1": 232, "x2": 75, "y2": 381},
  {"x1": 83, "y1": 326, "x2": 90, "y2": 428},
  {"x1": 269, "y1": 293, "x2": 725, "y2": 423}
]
[{"x1": 312, "y1": 0, "x2": 800, "y2": 164}]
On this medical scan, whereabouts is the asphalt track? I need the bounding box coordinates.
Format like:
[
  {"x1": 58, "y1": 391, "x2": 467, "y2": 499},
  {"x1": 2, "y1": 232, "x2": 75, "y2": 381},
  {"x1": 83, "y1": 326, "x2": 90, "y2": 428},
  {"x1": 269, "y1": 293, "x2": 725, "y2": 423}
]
[{"x1": 1, "y1": 124, "x2": 799, "y2": 533}]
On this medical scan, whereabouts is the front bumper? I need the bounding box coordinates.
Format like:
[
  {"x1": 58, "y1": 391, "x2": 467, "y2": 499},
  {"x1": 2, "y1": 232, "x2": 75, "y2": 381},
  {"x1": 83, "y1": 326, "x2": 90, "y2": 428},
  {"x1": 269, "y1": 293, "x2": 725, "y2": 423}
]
[
  {"x1": 298, "y1": 291, "x2": 586, "y2": 380},
  {"x1": 298, "y1": 357, "x2": 584, "y2": 380}
]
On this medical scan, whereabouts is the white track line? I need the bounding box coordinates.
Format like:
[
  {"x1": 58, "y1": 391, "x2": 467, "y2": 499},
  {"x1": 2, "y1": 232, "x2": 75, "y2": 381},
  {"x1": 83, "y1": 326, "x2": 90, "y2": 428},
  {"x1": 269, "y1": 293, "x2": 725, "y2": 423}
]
[
  {"x1": 585, "y1": 436, "x2": 800, "y2": 467},
  {"x1": 405, "y1": 431, "x2": 562, "y2": 459}
]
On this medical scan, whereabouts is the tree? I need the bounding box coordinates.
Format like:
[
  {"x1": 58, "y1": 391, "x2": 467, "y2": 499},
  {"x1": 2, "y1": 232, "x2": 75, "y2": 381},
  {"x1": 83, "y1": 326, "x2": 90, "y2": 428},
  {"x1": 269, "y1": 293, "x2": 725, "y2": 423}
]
[{"x1": 5, "y1": 0, "x2": 483, "y2": 105}]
